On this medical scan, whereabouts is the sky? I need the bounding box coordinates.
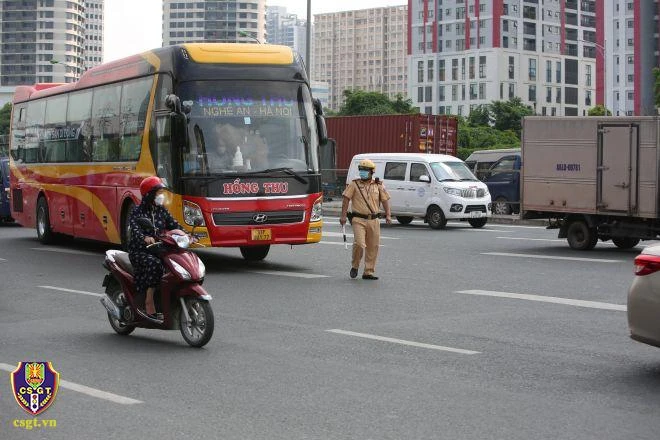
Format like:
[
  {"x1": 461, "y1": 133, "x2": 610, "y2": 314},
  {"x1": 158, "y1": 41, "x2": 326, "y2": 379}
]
[{"x1": 104, "y1": 0, "x2": 407, "y2": 62}]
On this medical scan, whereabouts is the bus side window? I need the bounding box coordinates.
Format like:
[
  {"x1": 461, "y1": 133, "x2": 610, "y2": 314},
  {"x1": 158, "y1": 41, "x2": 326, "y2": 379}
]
[
  {"x1": 91, "y1": 85, "x2": 121, "y2": 162},
  {"x1": 154, "y1": 115, "x2": 173, "y2": 186},
  {"x1": 66, "y1": 90, "x2": 93, "y2": 162},
  {"x1": 119, "y1": 76, "x2": 152, "y2": 161},
  {"x1": 25, "y1": 99, "x2": 46, "y2": 163}
]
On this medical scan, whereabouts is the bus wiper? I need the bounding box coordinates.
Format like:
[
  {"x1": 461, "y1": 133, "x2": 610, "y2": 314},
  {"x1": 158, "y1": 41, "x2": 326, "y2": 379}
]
[{"x1": 244, "y1": 167, "x2": 308, "y2": 184}]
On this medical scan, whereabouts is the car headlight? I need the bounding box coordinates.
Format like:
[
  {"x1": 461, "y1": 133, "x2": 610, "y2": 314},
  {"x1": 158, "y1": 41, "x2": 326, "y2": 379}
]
[
  {"x1": 197, "y1": 256, "x2": 206, "y2": 278},
  {"x1": 183, "y1": 201, "x2": 205, "y2": 226},
  {"x1": 170, "y1": 259, "x2": 191, "y2": 280},
  {"x1": 173, "y1": 234, "x2": 190, "y2": 249},
  {"x1": 310, "y1": 197, "x2": 323, "y2": 222},
  {"x1": 443, "y1": 187, "x2": 462, "y2": 196}
]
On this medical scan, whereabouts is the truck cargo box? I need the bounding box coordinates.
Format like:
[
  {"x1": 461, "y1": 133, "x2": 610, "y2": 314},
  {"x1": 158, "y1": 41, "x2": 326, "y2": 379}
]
[{"x1": 521, "y1": 116, "x2": 660, "y2": 250}]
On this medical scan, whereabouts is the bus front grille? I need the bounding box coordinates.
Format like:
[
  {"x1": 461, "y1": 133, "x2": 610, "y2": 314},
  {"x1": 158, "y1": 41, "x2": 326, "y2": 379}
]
[{"x1": 212, "y1": 210, "x2": 305, "y2": 226}]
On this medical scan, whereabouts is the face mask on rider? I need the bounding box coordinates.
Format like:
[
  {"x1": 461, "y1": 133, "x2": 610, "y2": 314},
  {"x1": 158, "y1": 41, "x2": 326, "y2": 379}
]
[
  {"x1": 359, "y1": 169, "x2": 371, "y2": 180},
  {"x1": 154, "y1": 193, "x2": 166, "y2": 206}
]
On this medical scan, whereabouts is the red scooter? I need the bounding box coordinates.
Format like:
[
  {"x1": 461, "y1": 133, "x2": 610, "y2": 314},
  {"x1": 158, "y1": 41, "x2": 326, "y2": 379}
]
[{"x1": 100, "y1": 218, "x2": 214, "y2": 347}]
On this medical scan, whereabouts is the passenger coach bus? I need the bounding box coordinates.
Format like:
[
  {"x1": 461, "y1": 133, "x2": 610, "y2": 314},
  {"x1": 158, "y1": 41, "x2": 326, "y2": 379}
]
[{"x1": 9, "y1": 43, "x2": 328, "y2": 260}]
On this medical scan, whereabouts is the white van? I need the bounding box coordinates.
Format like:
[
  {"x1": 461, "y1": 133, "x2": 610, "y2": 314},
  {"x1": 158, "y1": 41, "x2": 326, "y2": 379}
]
[{"x1": 346, "y1": 153, "x2": 492, "y2": 229}]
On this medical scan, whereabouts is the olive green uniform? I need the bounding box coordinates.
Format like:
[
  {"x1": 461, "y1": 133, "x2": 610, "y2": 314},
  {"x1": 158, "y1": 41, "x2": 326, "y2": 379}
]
[{"x1": 342, "y1": 179, "x2": 391, "y2": 276}]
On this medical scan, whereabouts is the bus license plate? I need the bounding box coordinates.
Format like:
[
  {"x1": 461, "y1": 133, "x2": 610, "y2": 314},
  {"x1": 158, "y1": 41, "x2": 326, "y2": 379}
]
[
  {"x1": 470, "y1": 211, "x2": 483, "y2": 218},
  {"x1": 251, "y1": 229, "x2": 272, "y2": 241}
]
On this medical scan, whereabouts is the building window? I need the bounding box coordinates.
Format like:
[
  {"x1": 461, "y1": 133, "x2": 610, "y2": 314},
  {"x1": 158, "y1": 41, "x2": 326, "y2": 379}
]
[
  {"x1": 470, "y1": 83, "x2": 477, "y2": 100},
  {"x1": 529, "y1": 85, "x2": 536, "y2": 102},
  {"x1": 546, "y1": 87, "x2": 552, "y2": 103},
  {"x1": 546, "y1": 60, "x2": 552, "y2": 82},
  {"x1": 509, "y1": 83, "x2": 515, "y2": 99},
  {"x1": 479, "y1": 83, "x2": 485, "y2": 100},
  {"x1": 508, "y1": 57, "x2": 515, "y2": 79},
  {"x1": 586, "y1": 65, "x2": 592, "y2": 87},
  {"x1": 461, "y1": 58, "x2": 466, "y2": 80},
  {"x1": 452, "y1": 85, "x2": 458, "y2": 101},
  {"x1": 556, "y1": 61, "x2": 561, "y2": 83},
  {"x1": 439, "y1": 60, "x2": 445, "y2": 81},
  {"x1": 528, "y1": 59, "x2": 537, "y2": 81},
  {"x1": 418, "y1": 61, "x2": 424, "y2": 83},
  {"x1": 428, "y1": 60, "x2": 434, "y2": 81},
  {"x1": 479, "y1": 56, "x2": 486, "y2": 78},
  {"x1": 418, "y1": 87, "x2": 423, "y2": 102},
  {"x1": 462, "y1": 84, "x2": 466, "y2": 100},
  {"x1": 556, "y1": 87, "x2": 561, "y2": 103},
  {"x1": 439, "y1": 86, "x2": 445, "y2": 101},
  {"x1": 469, "y1": 57, "x2": 475, "y2": 79},
  {"x1": 425, "y1": 86, "x2": 433, "y2": 102},
  {"x1": 585, "y1": 90, "x2": 592, "y2": 106},
  {"x1": 452, "y1": 59, "x2": 458, "y2": 81}
]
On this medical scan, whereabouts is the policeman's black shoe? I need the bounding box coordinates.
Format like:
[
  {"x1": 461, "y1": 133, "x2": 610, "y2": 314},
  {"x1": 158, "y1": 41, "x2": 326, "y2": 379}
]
[
  {"x1": 350, "y1": 268, "x2": 358, "y2": 278},
  {"x1": 362, "y1": 274, "x2": 379, "y2": 280}
]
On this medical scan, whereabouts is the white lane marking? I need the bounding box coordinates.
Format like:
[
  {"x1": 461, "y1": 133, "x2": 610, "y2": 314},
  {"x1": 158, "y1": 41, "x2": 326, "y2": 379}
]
[
  {"x1": 456, "y1": 290, "x2": 626, "y2": 311},
  {"x1": 481, "y1": 252, "x2": 623, "y2": 263},
  {"x1": 0, "y1": 257, "x2": 6, "y2": 262},
  {"x1": 32, "y1": 247, "x2": 100, "y2": 256},
  {"x1": 496, "y1": 236, "x2": 566, "y2": 243},
  {"x1": 452, "y1": 228, "x2": 511, "y2": 233},
  {"x1": 318, "y1": 242, "x2": 385, "y2": 247},
  {"x1": 326, "y1": 329, "x2": 480, "y2": 355},
  {"x1": 323, "y1": 231, "x2": 399, "y2": 240},
  {"x1": 0, "y1": 363, "x2": 142, "y2": 405},
  {"x1": 39, "y1": 285, "x2": 103, "y2": 297},
  {"x1": 248, "y1": 270, "x2": 329, "y2": 279}
]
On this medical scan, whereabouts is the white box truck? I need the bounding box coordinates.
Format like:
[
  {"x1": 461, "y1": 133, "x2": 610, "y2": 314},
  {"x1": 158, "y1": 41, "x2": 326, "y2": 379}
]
[{"x1": 521, "y1": 116, "x2": 660, "y2": 250}]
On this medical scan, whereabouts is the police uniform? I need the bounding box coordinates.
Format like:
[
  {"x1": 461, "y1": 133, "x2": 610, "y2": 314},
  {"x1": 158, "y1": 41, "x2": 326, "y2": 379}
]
[{"x1": 342, "y1": 178, "x2": 391, "y2": 277}]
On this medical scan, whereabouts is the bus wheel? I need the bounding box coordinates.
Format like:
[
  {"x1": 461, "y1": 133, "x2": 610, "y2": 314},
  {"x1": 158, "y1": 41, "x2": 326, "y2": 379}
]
[
  {"x1": 240, "y1": 245, "x2": 270, "y2": 261},
  {"x1": 120, "y1": 200, "x2": 135, "y2": 250},
  {"x1": 36, "y1": 197, "x2": 55, "y2": 244}
]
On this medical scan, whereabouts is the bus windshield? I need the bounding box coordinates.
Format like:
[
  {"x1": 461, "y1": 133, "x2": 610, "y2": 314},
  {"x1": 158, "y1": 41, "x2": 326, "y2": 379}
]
[{"x1": 178, "y1": 80, "x2": 320, "y2": 177}]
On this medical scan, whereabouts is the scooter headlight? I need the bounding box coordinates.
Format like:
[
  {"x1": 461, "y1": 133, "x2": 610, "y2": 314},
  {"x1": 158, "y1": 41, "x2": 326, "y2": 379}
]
[
  {"x1": 170, "y1": 259, "x2": 191, "y2": 280},
  {"x1": 197, "y1": 256, "x2": 206, "y2": 278},
  {"x1": 173, "y1": 234, "x2": 191, "y2": 249}
]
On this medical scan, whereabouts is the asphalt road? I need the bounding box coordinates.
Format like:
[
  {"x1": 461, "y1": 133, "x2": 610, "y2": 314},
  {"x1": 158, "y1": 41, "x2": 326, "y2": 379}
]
[{"x1": 1, "y1": 217, "x2": 659, "y2": 440}]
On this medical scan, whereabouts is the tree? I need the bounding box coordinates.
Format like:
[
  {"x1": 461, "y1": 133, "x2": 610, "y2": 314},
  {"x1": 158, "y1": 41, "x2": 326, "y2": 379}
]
[
  {"x1": 467, "y1": 104, "x2": 491, "y2": 126},
  {"x1": 587, "y1": 104, "x2": 612, "y2": 116},
  {"x1": 489, "y1": 97, "x2": 534, "y2": 137},
  {"x1": 338, "y1": 90, "x2": 418, "y2": 116},
  {"x1": 0, "y1": 103, "x2": 11, "y2": 136},
  {"x1": 654, "y1": 67, "x2": 660, "y2": 108}
]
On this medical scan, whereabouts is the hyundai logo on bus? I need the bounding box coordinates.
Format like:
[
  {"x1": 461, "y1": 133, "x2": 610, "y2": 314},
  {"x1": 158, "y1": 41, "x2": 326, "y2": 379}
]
[{"x1": 253, "y1": 214, "x2": 268, "y2": 223}]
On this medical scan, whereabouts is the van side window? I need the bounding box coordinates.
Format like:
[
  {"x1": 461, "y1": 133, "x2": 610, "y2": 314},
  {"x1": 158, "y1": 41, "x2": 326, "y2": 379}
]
[
  {"x1": 384, "y1": 162, "x2": 407, "y2": 180},
  {"x1": 489, "y1": 157, "x2": 516, "y2": 176},
  {"x1": 410, "y1": 163, "x2": 429, "y2": 181},
  {"x1": 475, "y1": 162, "x2": 495, "y2": 181}
]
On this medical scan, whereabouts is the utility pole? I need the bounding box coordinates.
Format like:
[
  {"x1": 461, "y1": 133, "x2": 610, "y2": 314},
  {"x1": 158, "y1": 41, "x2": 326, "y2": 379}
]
[{"x1": 306, "y1": 0, "x2": 311, "y2": 78}]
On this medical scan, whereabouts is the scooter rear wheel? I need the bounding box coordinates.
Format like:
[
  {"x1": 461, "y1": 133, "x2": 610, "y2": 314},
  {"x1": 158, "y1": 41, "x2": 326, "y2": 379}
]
[
  {"x1": 106, "y1": 283, "x2": 136, "y2": 336},
  {"x1": 179, "y1": 298, "x2": 214, "y2": 348}
]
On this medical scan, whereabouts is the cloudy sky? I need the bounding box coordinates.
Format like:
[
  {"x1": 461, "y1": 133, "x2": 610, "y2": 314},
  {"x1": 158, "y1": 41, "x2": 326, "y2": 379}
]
[{"x1": 104, "y1": 0, "x2": 406, "y2": 62}]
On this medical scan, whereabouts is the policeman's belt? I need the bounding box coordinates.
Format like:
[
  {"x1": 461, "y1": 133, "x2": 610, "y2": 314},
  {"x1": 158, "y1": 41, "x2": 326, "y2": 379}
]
[{"x1": 349, "y1": 212, "x2": 380, "y2": 220}]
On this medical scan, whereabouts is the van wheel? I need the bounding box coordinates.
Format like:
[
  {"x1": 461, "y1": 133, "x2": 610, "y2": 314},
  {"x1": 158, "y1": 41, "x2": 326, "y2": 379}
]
[
  {"x1": 468, "y1": 217, "x2": 488, "y2": 228},
  {"x1": 612, "y1": 237, "x2": 640, "y2": 249},
  {"x1": 566, "y1": 220, "x2": 598, "y2": 250},
  {"x1": 427, "y1": 206, "x2": 447, "y2": 230},
  {"x1": 36, "y1": 197, "x2": 55, "y2": 244},
  {"x1": 396, "y1": 216, "x2": 413, "y2": 225},
  {"x1": 493, "y1": 197, "x2": 512, "y2": 215}
]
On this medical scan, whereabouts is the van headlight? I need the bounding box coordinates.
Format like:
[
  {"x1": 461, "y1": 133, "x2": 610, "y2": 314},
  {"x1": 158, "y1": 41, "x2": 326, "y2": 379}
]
[
  {"x1": 443, "y1": 187, "x2": 462, "y2": 197},
  {"x1": 183, "y1": 200, "x2": 205, "y2": 226},
  {"x1": 170, "y1": 259, "x2": 191, "y2": 280},
  {"x1": 310, "y1": 197, "x2": 323, "y2": 222}
]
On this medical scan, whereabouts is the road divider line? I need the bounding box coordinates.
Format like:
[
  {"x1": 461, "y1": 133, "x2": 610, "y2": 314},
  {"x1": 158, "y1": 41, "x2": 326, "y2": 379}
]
[
  {"x1": 326, "y1": 329, "x2": 480, "y2": 355},
  {"x1": 0, "y1": 257, "x2": 6, "y2": 262},
  {"x1": 323, "y1": 231, "x2": 399, "y2": 240},
  {"x1": 39, "y1": 285, "x2": 103, "y2": 297},
  {"x1": 496, "y1": 237, "x2": 564, "y2": 243},
  {"x1": 456, "y1": 290, "x2": 626, "y2": 311},
  {"x1": 0, "y1": 363, "x2": 142, "y2": 405},
  {"x1": 318, "y1": 242, "x2": 385, "y2": 247},
  {"x1": 481, "y1": 252, "x2": 622, "y2": 263},
  {"x1": 248, "y1": 270, "x2": 329, "y2": 279},
  {"x1": 31, "y1": 247, "x2": 100, "y2": 256}
]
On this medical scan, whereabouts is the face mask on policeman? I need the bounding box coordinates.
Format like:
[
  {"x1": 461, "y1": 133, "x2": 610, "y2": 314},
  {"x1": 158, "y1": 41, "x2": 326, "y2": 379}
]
[{"x1": 358, "y1": 168, "x2": 371, "y2": 180}]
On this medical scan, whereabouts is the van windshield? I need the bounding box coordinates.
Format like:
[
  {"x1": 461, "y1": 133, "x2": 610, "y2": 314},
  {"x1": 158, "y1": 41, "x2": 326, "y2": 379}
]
[{"x1": 430, "y1": 161, "x2": 478, "y2": 182}]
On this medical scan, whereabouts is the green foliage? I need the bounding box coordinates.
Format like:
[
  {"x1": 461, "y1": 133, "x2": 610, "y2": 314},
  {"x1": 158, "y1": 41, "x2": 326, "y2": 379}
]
[
  {"x1": 0, "y1": 103, "x2": 11, "y2": 136},
  {"x1": 338, "y1": 90, "x2": 418, "y2": 116},
  {"x1": 489, "y1": 97, "x2": 534, "y2": 137},
  {"x1": 467, "y1": 104, "x2": 491, "y2": 127},
  {"x1": 587, "y1": 104, "x2": 612, "y2": 116},
  {"x1": 654, "y1": 68, "x2": 660, "y2": 108}
]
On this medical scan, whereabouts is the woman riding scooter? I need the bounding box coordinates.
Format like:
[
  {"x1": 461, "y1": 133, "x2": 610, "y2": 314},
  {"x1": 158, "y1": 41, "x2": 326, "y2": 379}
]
[{"x1": 129, "y1": 176, "x2": 186, "y2": 321}]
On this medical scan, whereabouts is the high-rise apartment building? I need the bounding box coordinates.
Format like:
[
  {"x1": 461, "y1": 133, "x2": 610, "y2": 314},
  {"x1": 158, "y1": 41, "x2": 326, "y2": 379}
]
[
  {"x1": 313, "y1": 6, "x2": 408, "y2": 111},
  {"x1": 607, "y1": 0, "x2": 659, "y2": 116},
  {"x1": 266, "y1": 6, "x2": 308, "y2": 65},
  {"x1": 409, "y1": 0, "x2": 604, "y2": 117},
  {"x1": 162, "y1": 0, "x2": 266, "y2": 46},
  {"x1": 84, "y1": 0, "x2": 104, "y2": 70}
]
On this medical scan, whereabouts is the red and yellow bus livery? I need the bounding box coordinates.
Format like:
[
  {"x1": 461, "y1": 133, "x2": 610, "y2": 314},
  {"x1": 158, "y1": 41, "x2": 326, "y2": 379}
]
[{"x1": 9, "y1": 43, "x2": 328, "y2": 260}]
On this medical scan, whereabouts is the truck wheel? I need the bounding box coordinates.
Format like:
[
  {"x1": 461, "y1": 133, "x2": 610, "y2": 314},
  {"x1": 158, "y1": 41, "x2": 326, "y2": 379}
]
[
  {"x1": 468, "y1": 217, "x2": 488, "y2": 228},
  {"x1": 566, "y1": 220, "x2": 598, "y2": 250},
  {"x1": 36, "y1": 197, "x2": 55, "y2": 244},
  {"x1": 612, "y1": 237, "x2": 640, "y2": 249},
  {"x1": 396, "y1": 216, "x2": 413, "y2": 225},
  {"x1": 240, "y1": 245, "x2": 270, "y2": 261},
  {"x1": 493, "y1": 197, "x2": 512, "y2": 215},
  {"x1": 427, "y1": 206, "x2": 447, "y2": 230}
]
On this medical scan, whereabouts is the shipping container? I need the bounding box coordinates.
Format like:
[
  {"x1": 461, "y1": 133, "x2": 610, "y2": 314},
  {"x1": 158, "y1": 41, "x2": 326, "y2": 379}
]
[
  {"x1": 521, "y1": 116, "x2": 660, "y2": 250},
  {"x1": 326, "y1": 114, "x2": 458, "y2": 175}
]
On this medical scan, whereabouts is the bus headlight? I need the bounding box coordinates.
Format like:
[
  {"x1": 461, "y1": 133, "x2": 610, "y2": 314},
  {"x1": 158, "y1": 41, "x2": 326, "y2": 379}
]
[
  {"x1": 183, "y1": 201, "x2": 205, "y2": 226},
  {"x1": 310, "y1": 198, "x2": 323, "y2": 222}
]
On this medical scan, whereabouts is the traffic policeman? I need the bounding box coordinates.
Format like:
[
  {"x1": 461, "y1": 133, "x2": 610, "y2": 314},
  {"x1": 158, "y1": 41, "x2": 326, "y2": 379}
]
[{"x1": 340, "y1": 159, "x2": 392, "y2": 280}]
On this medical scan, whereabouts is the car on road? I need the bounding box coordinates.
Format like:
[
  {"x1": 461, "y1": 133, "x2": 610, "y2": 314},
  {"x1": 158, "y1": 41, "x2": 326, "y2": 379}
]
[
  {"x1": 465, "y1": 148, "x2": 521, "y2": 215},
  {"x1": 627, "y1": 244, "x2": 660, "y2": 348}
]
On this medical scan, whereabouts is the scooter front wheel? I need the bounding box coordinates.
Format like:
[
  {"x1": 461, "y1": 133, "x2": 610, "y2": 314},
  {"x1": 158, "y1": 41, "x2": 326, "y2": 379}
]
[{"x1": 179, "y1": 298, "x2": 214, "y2": 348}]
